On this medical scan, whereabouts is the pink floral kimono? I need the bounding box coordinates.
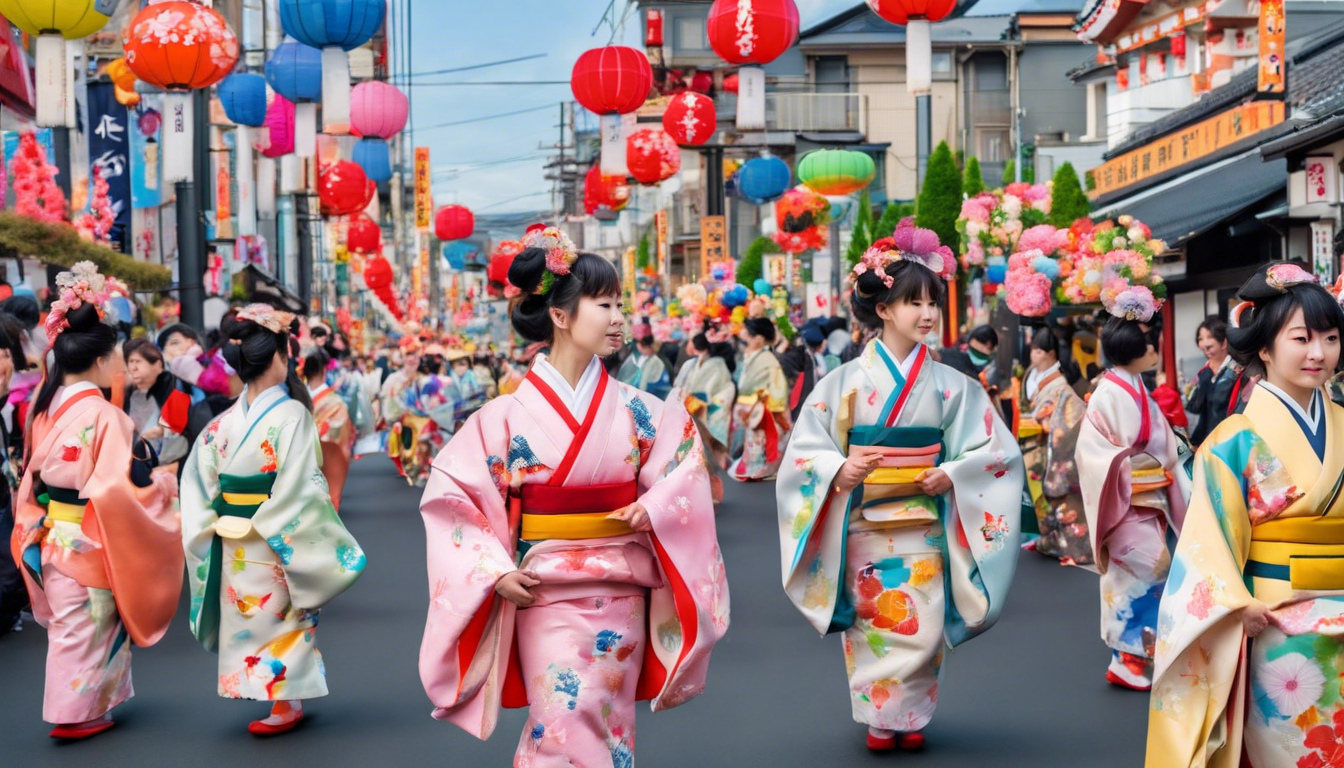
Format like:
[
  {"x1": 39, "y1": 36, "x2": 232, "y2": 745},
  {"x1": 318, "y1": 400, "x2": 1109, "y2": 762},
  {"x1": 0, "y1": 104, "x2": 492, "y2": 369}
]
[
  {"x1": 10, "y1": 384, "x2": 181, "y2": 724},
  {"x1": 310, "y1": 383, "x2": 354, "y2": 511},
  {"x1": 419, "y1": 354, "x2": 729, "y2": 767}
]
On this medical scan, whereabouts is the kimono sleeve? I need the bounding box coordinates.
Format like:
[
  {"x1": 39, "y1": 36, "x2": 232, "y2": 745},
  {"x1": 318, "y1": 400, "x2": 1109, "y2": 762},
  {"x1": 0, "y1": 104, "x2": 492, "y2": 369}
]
[
  {"x1": 1147, "y1": 418, "x2": 1256, "y2": 768},
  {"x1": 180, "y1": 419, "x2": 224, "y2": 649},
  {"x1": 251, "y1": 404, "x2": 365, "y2": 610},
  {"x1": 1077, "y1": 383, "x2": 1149, "y2": 571}
]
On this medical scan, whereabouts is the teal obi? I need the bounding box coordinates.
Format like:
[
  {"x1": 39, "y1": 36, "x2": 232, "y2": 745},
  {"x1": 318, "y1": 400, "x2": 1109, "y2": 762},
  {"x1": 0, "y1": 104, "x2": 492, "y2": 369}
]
[{"x1": 196, "y1": 472, "x2": 276, "y2": 650}]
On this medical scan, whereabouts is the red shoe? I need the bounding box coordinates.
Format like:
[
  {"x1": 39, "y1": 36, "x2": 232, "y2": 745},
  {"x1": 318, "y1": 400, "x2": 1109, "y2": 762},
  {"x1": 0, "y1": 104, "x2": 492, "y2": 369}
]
[
  {"x1": 50, "y1": 719, "x2": 114, "y2": 740},
  {"x1": 248, "y1": 712, "x2": 304, "y2": 736},
  {"x1": 898, "y1": 731, "x2": 926, "y2": 750},
  {"x1": 866, "y1": 731, "x2": 898, "y2": 752},
  {"x1": 1106, "y1": 669, "x2": 1152, "y2": 692}
]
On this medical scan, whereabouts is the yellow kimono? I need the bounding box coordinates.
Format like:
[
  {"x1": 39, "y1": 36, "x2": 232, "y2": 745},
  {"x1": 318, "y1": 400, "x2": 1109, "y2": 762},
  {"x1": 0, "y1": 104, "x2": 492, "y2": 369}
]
[{"x1": 1148, "y1": 383, "x2": 1344, "y2": 767}]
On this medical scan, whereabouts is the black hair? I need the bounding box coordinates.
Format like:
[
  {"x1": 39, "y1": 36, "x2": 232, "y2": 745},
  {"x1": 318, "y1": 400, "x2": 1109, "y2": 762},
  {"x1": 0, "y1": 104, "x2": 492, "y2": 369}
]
[
  {"x1": 301, "y1": 345, "x2": 330, "y2": 382},
  {"x1": 1227, "y1": 283, "x2": 1344, "y2": 379},
  {"x1": 123, "y1": 337, "x2": 164, "y2": 366},
  {"x1": 849, "y1": 260, "x2": 946, "y2": 329},
  {"x1": 968, "y1": 324, "x2": 999, "y2": 348},
  {"x1": 0, "y1": 296, "x2": 39, "y2": 329},
  {"x1": 711, "y1": 341, "x2": 737, "y2": 374},
  {"x1": 0, "y1": 312, "x2": 30, "y2": 371},
  {"x1": 1030, "y1": 327, "x2": 1059, "y2": 357},
  {"x1": 635, "y1": 335, "x2": 655, "y2": 348},
  {"x1": 743, "y1": 317, "x2": 777, "y2": 343},
  {"x1": 1101, "y1": 314, "x2": 1163, "y2": 368},
  {"x1": 1197, "y1": 315, "x2": 1228, "y2": 346},
  {"x1": 33, "y1": 304, "x2": 118, "y2": 417},
  {"x1": 157, "y1": 322, "x2": 202, "y2": 351},
  {"x1": 691, "y1": 333, "x2": 710, "y2": 353},
  {"x1": 508, "y1": 248, "x2": 621, "y2": 343},
  {"x1": 418, "y1": 354, "x2": 443, "y2": 376},
  {"x1": 220, "y1": 313, "x2": 312, "y2": 412}
]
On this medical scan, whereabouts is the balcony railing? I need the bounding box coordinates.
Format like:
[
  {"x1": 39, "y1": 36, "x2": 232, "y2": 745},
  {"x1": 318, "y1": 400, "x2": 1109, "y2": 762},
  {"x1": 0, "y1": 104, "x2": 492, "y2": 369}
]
[{"x1": 764, "y1": 92, "x2": 867, "y2": 134}]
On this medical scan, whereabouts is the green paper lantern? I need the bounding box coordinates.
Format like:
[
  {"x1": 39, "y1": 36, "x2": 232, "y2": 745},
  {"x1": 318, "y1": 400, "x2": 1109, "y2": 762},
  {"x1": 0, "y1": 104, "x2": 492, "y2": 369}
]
[{"x1": 797, "y1": 149, "x2": 876, "y2": 196}]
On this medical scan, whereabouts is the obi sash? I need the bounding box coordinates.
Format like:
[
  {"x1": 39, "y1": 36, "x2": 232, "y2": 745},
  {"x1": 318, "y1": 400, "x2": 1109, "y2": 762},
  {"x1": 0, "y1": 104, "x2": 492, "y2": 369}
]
[
  {"x1": 1246, "y1": 517, "x2": 1344, "y2": 591},
  {"x1": 513, "y1": 481, "x2": 638, "y2": 541},
  {"x1": 198, "y1": 471, "x2": 277, "y2": 648},
  {"x1": 21, "y1": 484, "x2": 89, "y2": 588},
  {"x1": 847, "y1": 426, "x2": 945, "y2": 523}
]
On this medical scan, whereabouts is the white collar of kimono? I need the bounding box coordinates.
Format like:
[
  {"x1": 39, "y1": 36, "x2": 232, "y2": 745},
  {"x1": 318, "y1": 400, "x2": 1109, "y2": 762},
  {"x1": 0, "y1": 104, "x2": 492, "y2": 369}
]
[
  {"x1": 240, "y1": 383, "x2": 288, "y2": 418},
  {"x1": 1110, "y1": 368, "x2": 1147, "y2": 395},
  {"x1": 54, "y1": 380, "x2": 100, "y2": 409},
  {"x1": 1256, "y1": 379, "x2": 1323, "y2": 433},
  {"x1": 308, "y1": 383, "x2": 331, "y2": 401},
  {"x1": 1025, "y1": 362, "x2": 1061, "y2": 400},
  {"x1": 531, "y1": 353, "x2": 603, "y2": 422},
  {"x1": 875, "y1": 339, "x2": 922, "y2": 381}
]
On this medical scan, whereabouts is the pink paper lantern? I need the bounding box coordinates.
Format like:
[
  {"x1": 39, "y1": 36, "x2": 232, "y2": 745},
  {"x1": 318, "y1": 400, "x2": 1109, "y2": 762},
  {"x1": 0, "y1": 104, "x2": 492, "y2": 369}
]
[
  {"x1": 259, "y1": 94, "x2": 295, "y2": 158},
  {"x1": 350, "y1": 81, "x2": 409, "y2": 140}
]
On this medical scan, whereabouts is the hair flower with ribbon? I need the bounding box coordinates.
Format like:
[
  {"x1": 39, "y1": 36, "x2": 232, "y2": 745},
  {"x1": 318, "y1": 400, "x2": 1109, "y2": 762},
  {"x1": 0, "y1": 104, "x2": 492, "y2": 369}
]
[
  {"x1": 45, "y1": 261, "x2": 110, "y2": 339},
  {"x1": 236, "y1": 303, "x2": 297, "y2": 335},
  {"x1": 851, "y1": 219, "x2": 956, "y2": 289},
  {"x1": 522, "y1": 226, "x2": 578, "y2": 296}
]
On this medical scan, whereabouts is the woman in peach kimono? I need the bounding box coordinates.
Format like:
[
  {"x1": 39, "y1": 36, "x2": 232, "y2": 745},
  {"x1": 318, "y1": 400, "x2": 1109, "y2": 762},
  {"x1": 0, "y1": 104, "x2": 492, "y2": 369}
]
[
  {"x1": 419, "y1": 230, "x2": 729, "y2": 768},
  {"x1": 10, "y1": 263, "x2": 180, "y2": 739},
  {"x1": 303, "y1": 345, "x2": 354, "y2": 511},
  {"x1": 729, "y1": 317, "x2": 791, "y2": 481}
]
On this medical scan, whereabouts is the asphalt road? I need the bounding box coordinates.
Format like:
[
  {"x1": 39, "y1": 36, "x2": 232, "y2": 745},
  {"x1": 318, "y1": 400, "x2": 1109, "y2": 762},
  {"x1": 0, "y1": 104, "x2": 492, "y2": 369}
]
[{"x1": 0, "y1": 456, "x2": 1148, "y2": 767}]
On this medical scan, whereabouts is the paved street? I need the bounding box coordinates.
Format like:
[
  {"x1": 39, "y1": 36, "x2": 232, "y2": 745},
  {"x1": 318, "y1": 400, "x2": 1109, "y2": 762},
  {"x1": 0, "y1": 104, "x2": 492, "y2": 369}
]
[{"x1": 0, "y1": 456, "x2": 1147, "y2": 767}]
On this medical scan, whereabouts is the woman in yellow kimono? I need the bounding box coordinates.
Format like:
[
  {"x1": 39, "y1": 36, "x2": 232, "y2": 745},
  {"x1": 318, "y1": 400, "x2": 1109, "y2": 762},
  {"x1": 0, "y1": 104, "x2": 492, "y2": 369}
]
[
  {"x1": 671, "y1": 332, "x2": 736, "y2": 503},
  {"x1": 1147, "y1": 263, "x2": 1344, "y2": 768},
  {"x1": 729, "y1": 317, "x2": 791, "y2": 481},
  {"x1": 303, "y1": 345, "x2": 354, "y2": 512}
]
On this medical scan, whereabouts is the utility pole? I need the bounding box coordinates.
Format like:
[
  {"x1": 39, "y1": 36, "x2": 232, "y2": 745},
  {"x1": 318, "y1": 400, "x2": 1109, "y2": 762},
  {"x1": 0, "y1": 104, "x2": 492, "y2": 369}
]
[{"x1": 177, "y1": 88, "x2": 211, "y2": 331}]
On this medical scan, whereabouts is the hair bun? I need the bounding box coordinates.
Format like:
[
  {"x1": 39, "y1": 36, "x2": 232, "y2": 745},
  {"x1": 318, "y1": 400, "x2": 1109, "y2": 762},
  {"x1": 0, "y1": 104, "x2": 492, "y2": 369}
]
[
  {"x1": 64, "y1": 302, "x2": 102, "y2": 332},
  {"x1": 508, "y1": 247, "x2": 547, "y2": 293}
]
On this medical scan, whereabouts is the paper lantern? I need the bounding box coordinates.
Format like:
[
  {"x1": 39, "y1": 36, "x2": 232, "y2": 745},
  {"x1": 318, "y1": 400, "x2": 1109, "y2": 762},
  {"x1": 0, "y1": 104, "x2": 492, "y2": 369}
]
[
  {"x1": 265, "y1": 38, "x2": 323, "y2": 157},
  {"x1": 259, "y1": 95, "x2": 296, "y2": 158},
  {"x1": 866, "y1": 0, "x2": 956, "y2": 94},
  {"x1": 435, "y1": 205, "x2": 474, "y2": 241},
  {"x1": 487, "y1": 241, "x2": 524, "y2": 296},
  {"x1": 0, "y1": 0, "x2": 118, "y2": 126},
  {"x1": 706, "y1": 0, "x2": 800, "y2": 65},
  {"x1": 106, "y1": 58, "x2": 139, "y2": 107},
  {"x1": 798, "y1": 149, "x2": 876, "y2": 196},
  {"x1": 736, "y1": 155, "x2": 791, "y2": 204},
  {"x1": 280, "y1": 0, "x2": 387, "y2": 133},
  {"x1": 219, "y1": 73, "x2": 268, "y2": 127},
  {"x1": 584, "y1": 163, "x2": 630, "y2": 214},
  {"x1": 352, "y1": 137, "x2": 392, "y2": 183},
  {"x1": 363, "y1": 253, "x2": 392, "y2": 289},
  {"x1": 627, "y1": 129, "x2": 680, "y2": 186},
  {"x1": 347, "y1": 214, "x2": 381, "y2": 254},
  {"x1": 570, "y1": 46, "x2": 652, "y2": 115},
  {"x1": 723, "y1": 73, "x2": 739, "y2": 93},
  {"x1": 317, "y1": 160, "x2": 375, "y2": 217},
  {"x1": 662, "y1": 92, "x2": 716, "y2": 146},
  {"x1": 350, "y1": 81, "x2": 408, "y2": 139}
]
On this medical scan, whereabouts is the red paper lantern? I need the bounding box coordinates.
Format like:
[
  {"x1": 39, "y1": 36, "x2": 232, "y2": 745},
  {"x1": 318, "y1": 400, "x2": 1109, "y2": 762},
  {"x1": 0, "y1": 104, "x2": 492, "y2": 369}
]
[
  {"x1": 435, "y1": 205, "x2": 475, "y2": 241},
  {"x1": 690, "y1": 71, "x2": 713, "y2": 94},
  {"x1": 487, "y1": 240, "x2": 524, "y2": 296},
  {"x1": 723, "y1": 73, "x2": 739, "y2": 93},
  {"x1": 570, "y1": 46, "x2": 653, "y2": 115},
  {"x1": 627, "y1": 129, "x2": 681, "y2": 186},
  {"x1": 364, "y1": 254, "x2": 393, "y2": 290},
  {"x1": 584, "y1": 164, "x2": 631, "y2": 214},
  {"x1": 662, "y1": 92, "x2": 717, "y2": 146},
  {"x1": 347, "y1": 214, "x2": 381, "y2": 255},
  {"x1": 122, "y1": 1, "x2": 239, "y2": 90},
  {"x1": 707, "y1": 0, "x2": 800, "y2": 65},
  {"x1": 865, "y1": 0, "x2": 956, "y2": 25},
  {"x1": 318, "y1": 160, "x2": 375, "y2": 217}
]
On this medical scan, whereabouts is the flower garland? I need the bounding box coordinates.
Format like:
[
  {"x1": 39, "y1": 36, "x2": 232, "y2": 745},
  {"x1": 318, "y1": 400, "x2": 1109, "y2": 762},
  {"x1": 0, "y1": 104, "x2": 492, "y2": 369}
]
[{"x1": 45, "y1": 261, "x2": 110, "y2": 339}]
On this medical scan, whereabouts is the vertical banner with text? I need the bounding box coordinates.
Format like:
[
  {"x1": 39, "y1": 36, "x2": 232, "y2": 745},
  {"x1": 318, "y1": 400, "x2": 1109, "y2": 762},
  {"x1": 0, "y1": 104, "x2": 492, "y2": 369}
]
[
  {"x1": 699, "y1": 215, "x2": 725, "y2": 280},
  {"x1": 1259, "y1": 0, "x2": 1286, "y2": 95},
  {"x1": 414, "y1": 146, "x2": 432, "y2": 231},
  {"x1": 87, "y1": 82, "x2": 131, "y2": 252}
]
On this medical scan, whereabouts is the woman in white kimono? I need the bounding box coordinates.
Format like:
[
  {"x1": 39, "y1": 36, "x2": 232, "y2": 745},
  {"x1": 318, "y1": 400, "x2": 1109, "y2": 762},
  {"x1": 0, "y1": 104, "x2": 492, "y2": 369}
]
[
  {"x1": 670, "y1": 332, "x2": 736, "y2": 504},
  {"x1": 1147, "y1": 262, "x2": 1344, "y2": 767},
  {"x1": 419, "y1": 233, "x2": 728, "y2": 768},
  {"x1": 381, "y1": 341, "x2": 461, "y2": 487},
  {"x1": 181, "y1": 305, "x2": 366, "y2": 735},
  {"x1": 616, "y1": 328, "x2": 671, "y2": 400},
  {"x1": 730, "y1": 317, "x2": 791, "y2": 481},
  {"x1": 1077, "y1": 296, "x2": 1190, "y2": 691},
  {"x1": 777, "y1": 227, "x2": 1024, "y2": 753}
]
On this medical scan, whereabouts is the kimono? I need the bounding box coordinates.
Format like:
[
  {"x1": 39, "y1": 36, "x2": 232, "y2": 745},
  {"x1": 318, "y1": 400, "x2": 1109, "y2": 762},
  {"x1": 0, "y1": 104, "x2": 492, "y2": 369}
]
[
  {"x1": 1020, "y1": 365, "x2": 1093, "y2": 566},
  {"x1": 777, "y1": 340, "x2": 1024, "y2": 734},
  {"x1": 180, "y1": 384, "x2": 366, "y2": 702},
  {"x1": 326, "y1": 366, "x2": 375, "y2": 438},
  {"x1": 1078, "y1": 370, "x2": 1191, "y2": 683},
  {"x1": 10, "y1": 384, "x2": 181, "y2": 723},
  {"x1": 617, "y1": 351, "x2": 670, "y2": 400},
  {"x1": 671, "y1": 354, "x2": 735, "y2": 469},
  {"x1": 1146, "y1": 384, "x2": 1344, "y2": 768},
  {"x1": 452, "y1": 369, "x2": 488, "y2": 423},
  {"x1": 310, "y1": 383, "x2": 354, "y2": 512},
  {"x1": 729, "y1": 348, "x2": 792, "y2": 481},
  {"x1": 382, "y1": 370, "x2": 462, "y2": 487},
  {"x1": 419, "y1": 354, "x2": 729, "y2": 767}
]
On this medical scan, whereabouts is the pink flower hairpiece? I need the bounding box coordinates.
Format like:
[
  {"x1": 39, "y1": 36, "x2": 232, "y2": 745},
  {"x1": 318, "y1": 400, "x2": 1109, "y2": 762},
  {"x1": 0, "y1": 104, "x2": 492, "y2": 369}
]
[
  {"x1": 521, "y1": 226, "x2": 578, "y2": 296},
  {"x1": 850, "y1": 222, "x2": 956, "y2": 292},
  {"x1": 45, "y1": 261, "x2": 110, "y2": 339},
  {"x1": 1265, "y1": 262, "x2": 1317, "y2": 292},
  {"x1": 237, "y1": 303, "x2": 297, "y2": 334},
  {"x1": 1103, "y1": 285, "x2": 1161, "y2": 323}
]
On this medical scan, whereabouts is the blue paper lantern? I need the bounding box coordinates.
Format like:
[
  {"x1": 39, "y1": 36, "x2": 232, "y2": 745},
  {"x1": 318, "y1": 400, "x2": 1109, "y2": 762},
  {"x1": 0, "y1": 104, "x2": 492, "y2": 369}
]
[
  {"x1": 218, "y1": 73, "x2": 268, "y2": 128},
  {"x1": 352, "y1": 137, "x2": 392, "y2": 183},
  {"x1": 736, "y1": 156, "x2": 791, "y2": 204},
  {"x1": 280, "y1": 0, "x2": 386, "y2": 50},
  {"x1": 986, "y1": 255, "x2": 1007, "y2": 284},
  {"x1": 753, "y1": 278, "x2": 773, "y2": 295},
  {"x1": 265, "y1": 39, "x2": 323, "y2": 103}
]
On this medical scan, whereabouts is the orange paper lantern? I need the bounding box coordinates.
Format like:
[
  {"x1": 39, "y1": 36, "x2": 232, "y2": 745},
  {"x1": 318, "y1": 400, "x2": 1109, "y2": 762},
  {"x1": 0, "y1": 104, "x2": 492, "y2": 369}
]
[{"x1": 122, "y1": 1, "x2": 239, "y2": 91}]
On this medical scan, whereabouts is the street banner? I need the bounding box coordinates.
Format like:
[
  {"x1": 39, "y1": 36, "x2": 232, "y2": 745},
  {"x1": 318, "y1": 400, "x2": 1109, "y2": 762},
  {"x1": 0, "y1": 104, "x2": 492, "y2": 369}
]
[
  {"x1": 129, "y1": 95, "x2": 162, "y2": 209},
  {"x1": 414, "y1": 146, "x2": 431, "y2": 230},
  {"x1": 87, "y1": 82, "x2": 131, "y2": 252}
]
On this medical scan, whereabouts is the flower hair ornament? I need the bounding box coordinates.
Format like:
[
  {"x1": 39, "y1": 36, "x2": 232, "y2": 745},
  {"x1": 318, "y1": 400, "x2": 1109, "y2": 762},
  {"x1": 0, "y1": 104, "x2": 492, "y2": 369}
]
[
  {"x1": 521, "y1": 226, "x2": 578, "y2": 297},
  {"x1": 45, "y1": 261, "x2": 110, "y2": 339},
  {"x1": 1102, "y1": 285, "x2": 1162, "y2": 323},
  {"x1": 1229, "y1": 262, "x2": 1319, "y2": 329},
  {"x1": 236, "y1": 303, "x2": 297, "y2": 335},
  {"x1": 850, "y1": 219, "x2": 957, "y2": 292}
]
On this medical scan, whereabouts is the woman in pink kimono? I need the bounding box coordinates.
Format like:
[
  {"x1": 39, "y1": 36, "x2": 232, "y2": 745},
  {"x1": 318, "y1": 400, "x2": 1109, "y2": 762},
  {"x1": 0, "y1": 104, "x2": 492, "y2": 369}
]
[
  {"x1": 1077, "y1": 296, "x2": 1191, "y2": 691},
  {"x1": 303, "y1": 345, "x2": 354, "y2": 512},
  {"x1": 10, "y1": 262, "x2": 181, "y2": 739},
  {"x1": 419, "y1": 228, "x2": 730, "y2": 768}
]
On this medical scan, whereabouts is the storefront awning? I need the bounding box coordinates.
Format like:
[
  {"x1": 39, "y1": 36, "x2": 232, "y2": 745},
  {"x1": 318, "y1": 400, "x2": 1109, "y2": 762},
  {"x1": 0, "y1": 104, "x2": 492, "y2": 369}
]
[{"x1": 1092, "y1": 152, "x2": 1286, "y2": 246}]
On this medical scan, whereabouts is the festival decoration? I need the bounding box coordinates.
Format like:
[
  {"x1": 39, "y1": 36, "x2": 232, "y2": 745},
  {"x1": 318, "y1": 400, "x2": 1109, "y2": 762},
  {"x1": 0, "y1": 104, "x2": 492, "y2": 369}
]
[
  {"x1": 723, "y1": 72, "x2": 739, "y2": 93},
  {"x1": 487, "y1": 240, "x2": 524, "y2": 298},
  {"x1": 956, "y1": 182, "x2": 1052, "y2": 289},
  {"x1": 735, "y1": 155, "x2": 791, "y2": 204},
  {"x1": 9, "y1": 132, "x2": 66, "y2": 223},
  {"x1": 317, "y1": 160, "x2": 375, "y2": 217},
  {"x1": 259, "y1": 95, "x2": 297, "y2": 158},
  {"x1": 73, "y1": 167, "x2": 114, "y2": 245},
  {"x1": 346, "y1": 214, "x2": 381, "y2": 255},
  {"x1": 361, "y1": 252, "x2": 403, "y2": 323},
  {"x1": 219, "y1": 73, "x2": 268, "y2": 237},
  {"x1": 435, "y1": 205, "x2": 474, "y2": 241},
  {"x1": 279, "y1": 0, "x2": 386, "y2": 133},
  {"x1": 0, "y1": 0, "x2": 116, "y2": 125},
  {"x1": 350, "y1": 80, "x2": 408, "y2": 184},
  {"x1": 773, "y1": 186, "x2": 830, "y2": 253},
  {"x1": 571, "y1": 46, "x2": 653, "y2": 173},
  {"x1": 584, "y1": 163, "x2": 630, "y2": 215},
  {"x1": 1057, "y1": 216, "x2": 1166, "y2": 308},
  {"x1": 865, "y1": 0, "x2": 957, "y2": 94},
  {"x1": 662, "y1": 91, "x2": 716, "y2": 146},
  {"x1": 265, "y1": 38, "x2": 323, "y2": 157},
  {"x1": 798, "y1": 149, "x2": 876, "y2": 196},
  {"x1": 627, "y1": 128, "x2": 681, "y2": 186},
  {"x1": 707, "y1": 0, "x2": 798, "y2": 130},
  {"x1": 106, "y1": 58, "x2": 139, "y2": 107},
  {"x1": 352, "y1": 139, "x2": 391, "y2": 183}
]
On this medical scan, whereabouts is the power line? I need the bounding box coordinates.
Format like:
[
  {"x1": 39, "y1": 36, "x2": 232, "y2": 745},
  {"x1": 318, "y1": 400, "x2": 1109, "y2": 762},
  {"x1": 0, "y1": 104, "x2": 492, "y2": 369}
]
[
  {"x1": 402, "y1": 54, "x2": 548, "y2": 80},
  {"x1": 409, "y1": 80, "x2": 571, "y2": 87},
  {"x1": 477, "y1": 191, "x2": 551, "y2": 211},
  {"x1": 416, "y1": 102, "x2": 560, "y2": 131}
]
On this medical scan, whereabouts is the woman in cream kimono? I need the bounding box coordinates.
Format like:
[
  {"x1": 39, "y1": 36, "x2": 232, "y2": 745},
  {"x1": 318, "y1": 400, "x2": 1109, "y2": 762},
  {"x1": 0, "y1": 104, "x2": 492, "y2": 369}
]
[
  {"x1": 777, "y1": 228, "x2": 1023, "y2": 753},
  {"x1": 670, "y1": 332, "x2": 736, "y2": 504},
  {"x1": 303, "y1": 345, "x2": 354, "y2": 512},
  {"x1": 420, "y1": 234, "x2": 728, "y2": 768},
  {"x1": 730, "y1": 317, "x2": 791, "y2": 481},
  {"x1": 1078, "y1": 298, "x2": 1191, "y2": 691},
  {"x1": 616, "y1": 326, "x2": 671, "y2": 400},
  {"x1": 10, "y1": 263, "x2": 181, "y2": 739},
  {"x1": 1020, "y1": 328, "x2": 1093, "y2": 566},
  {"x1": 382, "y1": 340, "x2": 461, "y2": 487},
  {"x1": 181, "y1": 305, "x2": 365, "y2": 735},
  {"x1": 1147, "y1": 264, "x2": 1344, "y2": 768}
]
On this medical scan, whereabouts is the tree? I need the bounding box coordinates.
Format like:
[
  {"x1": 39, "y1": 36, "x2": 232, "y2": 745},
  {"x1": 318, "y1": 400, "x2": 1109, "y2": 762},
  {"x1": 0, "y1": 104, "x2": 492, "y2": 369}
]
[
  {"x1": 963, "y1": 156, "x2": 984, "y2": 196},
  {"x1": 1050, "y1": 161, "x2": 1092, "y2": 227},
  {"x1": 737, "y1": 235, "x2": 777, "y2": 285},
  {"x1": 845, "y1": 190, "x2": 874, "y2": 266},
  {"x1": 636, "y1": 231, "x2": 651, "y2": 272},
  {"x1": 1002, "y1": 159, "x2": 1016, "y2": 185},
  {"x1": 916, "y1": 141, "x2": 962, "y2": 254}
]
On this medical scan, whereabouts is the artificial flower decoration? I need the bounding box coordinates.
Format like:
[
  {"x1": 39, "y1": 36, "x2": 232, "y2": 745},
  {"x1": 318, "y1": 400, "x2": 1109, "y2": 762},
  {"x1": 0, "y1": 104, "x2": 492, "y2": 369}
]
[
  {"x1": 521, "y1": 226, "x2": 579, "y2": 296},
  {"x1": 851, "y1": 219, "x2": 956, "y2": 288},
  {"x1": 236, "y1": 303, "x2": 297, "y2": 335},
  {"x1": 46, "y1": 261, "x2": 111, "y2": 339},
  {"x1": 1103, "y1": 285, "x2": 1161, "y2": 323},
  {"x1": 1265, "y1": 262, "x2": 1317, "y2": 293}
]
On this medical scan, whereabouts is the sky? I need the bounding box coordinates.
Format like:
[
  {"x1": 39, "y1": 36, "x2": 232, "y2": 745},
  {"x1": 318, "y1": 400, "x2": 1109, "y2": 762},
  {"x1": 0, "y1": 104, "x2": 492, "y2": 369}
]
[{"x1": 405, "y1": 0, "x2": 854, "y2": 217}]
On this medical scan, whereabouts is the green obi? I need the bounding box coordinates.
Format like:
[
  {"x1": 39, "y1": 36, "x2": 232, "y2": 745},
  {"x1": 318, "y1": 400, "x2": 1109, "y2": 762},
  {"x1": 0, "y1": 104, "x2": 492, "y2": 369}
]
[{"x1": 195, "y1": 472, "x2": 277, "y2": 651}]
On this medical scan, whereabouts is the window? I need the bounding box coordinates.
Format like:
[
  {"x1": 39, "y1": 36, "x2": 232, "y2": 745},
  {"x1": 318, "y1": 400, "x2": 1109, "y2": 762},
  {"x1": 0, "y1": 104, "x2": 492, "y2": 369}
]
[
  {"x1": 814, "y1": 55, "x2": 850, "y2": 93},
  {"x1": 977, "y1": 129, "x2": 1009, "y2": 163},
  {"x1": 676, "y1": 16, "x2": 710, "y2": 53},
  {"x1": 931, "y1": 51, "x2": 954, "y2": 80},
  {"x1": 1089, "y1": 82, "x2": 1107, "y2": 140}
]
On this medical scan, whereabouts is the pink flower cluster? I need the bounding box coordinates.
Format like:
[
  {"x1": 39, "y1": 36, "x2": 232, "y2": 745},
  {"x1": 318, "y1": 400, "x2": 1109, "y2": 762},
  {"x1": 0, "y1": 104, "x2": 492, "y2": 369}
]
[
  {"x1": 522, "y1": 226, "x2": 578, "y2": 277},
  {"x1": 852, "y1": 220, "x2": 956, "y2": 288},
  {"x1": 45, "y1": 261, "x2": 111, "y2": 339},
  {"x1": 1004, "y1": 269, "x2": 1053, "y2": 317},
  {"x1": 956, "y1": 184, "x2": 1053, "y2": 280}
]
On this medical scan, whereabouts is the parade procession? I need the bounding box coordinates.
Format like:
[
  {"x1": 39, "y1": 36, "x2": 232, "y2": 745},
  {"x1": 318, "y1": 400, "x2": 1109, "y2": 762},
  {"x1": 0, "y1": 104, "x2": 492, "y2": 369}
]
[{"x1": 6, "y1": 0, "x2": 1344, "y2": 767}]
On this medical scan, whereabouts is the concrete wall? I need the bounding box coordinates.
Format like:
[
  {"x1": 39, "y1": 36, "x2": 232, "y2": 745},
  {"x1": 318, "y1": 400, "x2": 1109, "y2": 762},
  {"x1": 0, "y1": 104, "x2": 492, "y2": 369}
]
[
  {"x1": 1018, "y1": 42, "x2": 1092, "y2": 143},
  {"x1": 851, "y1": 49, "x2": 959, "y2": 202}
]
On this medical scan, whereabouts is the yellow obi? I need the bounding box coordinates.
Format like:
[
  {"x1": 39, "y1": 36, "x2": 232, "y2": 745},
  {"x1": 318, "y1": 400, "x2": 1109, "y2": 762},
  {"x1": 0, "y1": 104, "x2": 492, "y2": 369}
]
[
  {"x1": 1247, "y1": 517, "x2": 1344, "y2": 595},
  {"x1": 1131, "y1": 466, "x2": 1173, "y2": 494},
  {"x1": 516, "y1": 481, "x2": 639, "y2": 541},
  {"x1": 40, "y1": 486, "x2": 88, "y2": 528}
]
